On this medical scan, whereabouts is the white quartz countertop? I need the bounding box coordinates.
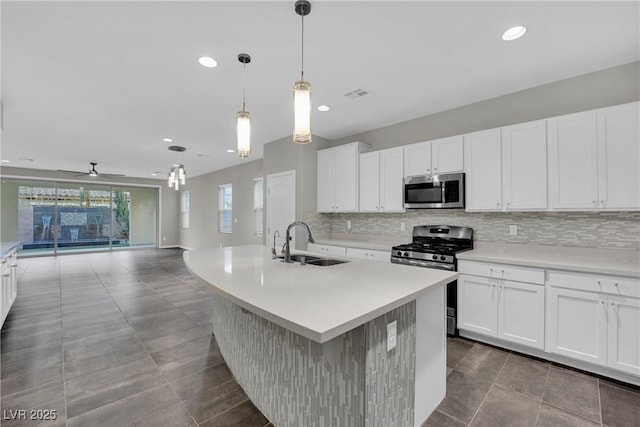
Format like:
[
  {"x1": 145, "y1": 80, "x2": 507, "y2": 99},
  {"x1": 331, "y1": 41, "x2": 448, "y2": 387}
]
[
  {"x1": 457, "y1": 242, "x2": 640, "y2": 278},
  {"x1": 184, "y1": 245, "x2": 457, "y2": 343}
]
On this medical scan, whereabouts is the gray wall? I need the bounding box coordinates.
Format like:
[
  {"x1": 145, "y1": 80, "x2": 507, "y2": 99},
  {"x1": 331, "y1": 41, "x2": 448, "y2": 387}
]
[
  {"x1": 263, "y1": 135, "x2": 332, "y2": 248},
  {"x1": 179, "y1": 158, "x2": 263, "y2": 249},
  {"x1": 0, "y1": 166, "x2": 179, "y2": 247},
  {"x1": 332, "y1": 61, "x2": 640, "y2": 150}
]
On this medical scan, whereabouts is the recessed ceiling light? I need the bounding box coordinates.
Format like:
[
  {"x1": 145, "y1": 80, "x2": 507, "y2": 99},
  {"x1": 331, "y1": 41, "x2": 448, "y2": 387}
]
[
  {"x1": 317, "y1": 105, "x2": 330, "y2": 112},
  {"x1": 199, "y1": 57, "x2": 218, "y2": 68},
  {"x1": 162, "y1": 138, "x2": 173, "y2": 142},
  {"x1": 502, "y1": 26, "x2": 527, "y2": 41},
  {"x1": 226, "y1": 149, "x2": 235, "y2": 153},
  {"x1": 1, "y1": 159, "x2": 11, "y2": 163}
]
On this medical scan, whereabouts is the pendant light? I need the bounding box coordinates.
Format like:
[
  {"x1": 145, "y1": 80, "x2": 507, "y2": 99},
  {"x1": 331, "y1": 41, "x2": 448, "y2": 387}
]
[
  {"x1": 237, "y1": 53, "x2": 252, "y2": 157},
  {"x1": 293, "y1": 0, "x2": 312, "y2": 144},
  {"x1": 167, "y1": 145, "x2": 186, "y2": 191}
]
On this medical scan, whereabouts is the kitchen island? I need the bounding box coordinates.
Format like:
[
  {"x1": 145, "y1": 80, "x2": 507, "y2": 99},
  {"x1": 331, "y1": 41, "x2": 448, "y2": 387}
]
[{"x1": 184, "y1": 245, "x2": 457, "y2": 427}]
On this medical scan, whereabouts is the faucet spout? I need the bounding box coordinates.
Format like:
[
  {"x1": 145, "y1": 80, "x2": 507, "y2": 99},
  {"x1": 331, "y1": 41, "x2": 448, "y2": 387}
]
[{"x1": 283, "y1": 221, "x2": 315, "y2": 263}]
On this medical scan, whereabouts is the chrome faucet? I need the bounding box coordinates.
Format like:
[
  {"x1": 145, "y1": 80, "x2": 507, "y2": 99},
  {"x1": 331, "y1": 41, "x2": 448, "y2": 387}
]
[
  {"x1": 272, "y1": 230, "x2": 280, "y2": 259},
  {"x1": 283, "y1": 221, "x2": 315, "y2": 263}
]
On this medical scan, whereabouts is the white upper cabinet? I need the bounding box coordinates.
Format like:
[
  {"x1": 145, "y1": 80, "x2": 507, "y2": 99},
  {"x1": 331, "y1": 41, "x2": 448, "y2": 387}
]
[
  {"x1": 432, "y1": 136, "x2": 464, "y2": 174},
  {"x1": 360, "y1": 147, "x2": 404, "y2": 212},
  {"x1": 597, "y1": 102, "x2": 640, "y2": 210},
  {"x1": 547, "y1": 110, "x2": 599, "y2": 209},
  {"x1": 403, "y1": 136, "x2": 463, "y2": 177},
  {"x1": 317, "y1": 142, "x2": 369, "y2": 213},
  {"x1": 404, "y1": 141, "x2": 431, "y2": 177},
  {"x1": 359, "y1": 152, "x2": 381, "y2": 212},
  {"x1": 465, "y1": 121, "x2": 547, "y2": 212},
  {"x1": 464, "y1": 129, "x2": 503, "y2": 211},
  {"x1": 547, "y1": 102, "x2": 639, "y2": 210},
  {"x1": 501, "y1": 120, "x2": 547, "y2": 211}
]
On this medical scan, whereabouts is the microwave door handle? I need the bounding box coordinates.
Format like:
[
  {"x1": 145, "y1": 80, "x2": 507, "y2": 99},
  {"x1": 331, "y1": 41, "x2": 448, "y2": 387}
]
[{"x1": 441, "y1": 181, "x2": 446, "y2": 203}]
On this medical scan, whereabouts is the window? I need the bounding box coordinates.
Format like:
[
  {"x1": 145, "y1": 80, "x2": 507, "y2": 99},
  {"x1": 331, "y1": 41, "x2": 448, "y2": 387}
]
[
  {"x1": 218, "y1": 184, "x2": 232, "y2": 233},
  {"x1": 181, "y1": 191, "x2": 190, "y2": 229},
  {"x1": 254, "y1": 177, "x2": 264, "y2": 236}
]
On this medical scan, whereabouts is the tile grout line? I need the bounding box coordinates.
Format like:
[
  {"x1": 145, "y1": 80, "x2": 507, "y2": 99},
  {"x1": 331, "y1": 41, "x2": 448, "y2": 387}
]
[
  {"x1": 465, "y1": 348, "x2": 511, "y2": 426},
  {"x1": 196, "y1": 397, "x2": 251, "y2": 426},
  {"x1": 534, "y1": 360, "x2": 552, "y2": 426}
]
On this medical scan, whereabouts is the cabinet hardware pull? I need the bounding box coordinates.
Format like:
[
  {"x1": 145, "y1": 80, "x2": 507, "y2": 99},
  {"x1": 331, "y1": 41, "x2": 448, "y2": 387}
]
[
  {"x1": 600, "y1": 300, "x2": 605, "y2": 304},
  {"x1": 600, "y1": 200, "x2": 604, "y2": 204},
  {"x1": 614, "y1": 283, "x2": 619, "y2": 287},
  {"x1": 597, "y1": 281, "x2": 601, "y2": 285},
  {"x1": 592, "y1": 200, "x2": 596, "y2": 205},
  {"x1": 1, "y1": 273, "x2": 10, "y2": 278}
]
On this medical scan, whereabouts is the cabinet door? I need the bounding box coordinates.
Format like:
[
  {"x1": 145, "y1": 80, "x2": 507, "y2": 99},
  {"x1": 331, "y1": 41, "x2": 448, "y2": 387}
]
[
  {"x1": 380, "y1": 147, "x2": 404, "y2": 212},
  {"x1": 307, "y1": 243, "x2": 346, "y2": 257},
  {"x1": 497, "y1": 281, "x2": 545, "y2": 349},
  {"x1": 547, "y1": 287, "x2": 607, "y2": 366},
  {"x1": 403, "y1": 141, "x2": 431, "y2": 177},
  {"x1": 317, "y1": 149, "x2": 335, "y2": 212},
  {"x1": 334, "y1": 145, "x2": 359, "y2": 212},
  {"x1": 501, "y1": 120, "x2": 547, "y2": 210},
  {"x1": 597, "y1": 102, "x2": 640, "y2": 210},
  {"x1": 607, "y1": 295, "x2": 640, "y2": 375},
  {"x1": 458, "y1": 275, "x2": 498, "y2": 337},
  {"x1": 547, "y1": 111, "x2": 599, "y2": 210},
  {"x1": 463, "y1": 129, "x2": 503, "y2": 211},
  {"x1": 432, "y1": 135, "x2": 463, "y2": 174},
  {"x1": 359, "y1": 152, "x2": 380, "y2": 212}
]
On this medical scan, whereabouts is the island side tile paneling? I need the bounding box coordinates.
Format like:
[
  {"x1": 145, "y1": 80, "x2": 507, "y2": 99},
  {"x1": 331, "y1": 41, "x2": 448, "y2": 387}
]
[
  {"x1": 364, "y1": 301, "x2": 416, "y2": 427},
  {"x1": 211, "y1": 294, "x2": 366, "y2": 427}
]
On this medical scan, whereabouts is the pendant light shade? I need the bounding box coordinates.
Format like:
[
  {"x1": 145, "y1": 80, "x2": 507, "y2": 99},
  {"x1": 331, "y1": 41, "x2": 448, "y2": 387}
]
[
  {"x1": 293, "y1": 0, "x2": 312, "y2": 144},
  {"x1": 167, "y1": 145, "x2": 186, "y2": 191},
  {"x1": 237, "y1": 53, "x2": 252, "y2": 157},
  {"x1": 293, "y1": 80, "x2": 312, "y2": 144},
  {"x1": 236, "y1": 111, "x2": 251, "y2": 157}
]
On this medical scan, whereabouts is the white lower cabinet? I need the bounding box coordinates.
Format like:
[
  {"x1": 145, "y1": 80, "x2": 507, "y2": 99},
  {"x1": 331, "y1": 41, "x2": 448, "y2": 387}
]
[
  {"x1": 546, "y1": 287, "x2": 608, "y2": 365},
  {"x1": 459, "y1": 273, "x2": 545, "y2": 350},
  {"x1": 1, "y1": 248, "x2": 18, "y2": 327},
  {"x1": 345, "y1": 247, "x2": 391, "y2": 262},
  {"x1": 547, "y1": 283, "x2": 640, "y2": 376}
]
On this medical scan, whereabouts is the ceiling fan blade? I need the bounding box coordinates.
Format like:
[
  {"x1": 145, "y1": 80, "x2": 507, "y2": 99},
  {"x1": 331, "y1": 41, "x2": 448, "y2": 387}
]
[{"x1": 57, "y1": 169, "x2": 86, "y2": 174}]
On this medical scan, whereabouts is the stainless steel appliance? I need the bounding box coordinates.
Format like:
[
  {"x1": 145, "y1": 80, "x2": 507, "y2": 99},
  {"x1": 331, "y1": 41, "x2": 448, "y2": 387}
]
[
  {"x1": 403, "y1": 172, "x2": 465, "y2": 209},
  {"x1": 390, "y1": 225, "x2": 473, "y2": 336}
]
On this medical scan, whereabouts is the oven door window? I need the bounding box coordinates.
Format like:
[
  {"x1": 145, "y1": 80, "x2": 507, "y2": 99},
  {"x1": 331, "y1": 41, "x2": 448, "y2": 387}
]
[{"x1": 405, "y1": 183, "x2": 443, "y2": 204}]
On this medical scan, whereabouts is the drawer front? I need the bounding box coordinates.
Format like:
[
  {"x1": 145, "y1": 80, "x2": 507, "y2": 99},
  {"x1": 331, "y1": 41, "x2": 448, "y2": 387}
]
[
  {"x1": 547, "y1": 270, "x2": 640, "y2": 298},
  {"x1": 346, "y1": 247, "x2": 391, "y2": 262},
  {"x1": 458, "y1": 260, "x2": 544, "y2": 285},
  {"x1": 307, "y1": 243, "x2": 346, "y2": 257}
]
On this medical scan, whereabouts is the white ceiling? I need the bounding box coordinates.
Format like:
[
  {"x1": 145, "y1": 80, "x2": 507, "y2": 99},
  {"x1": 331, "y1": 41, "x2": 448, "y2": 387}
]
[{"x1": 2, "y1": 1, "x2": 638, "y2": 179}]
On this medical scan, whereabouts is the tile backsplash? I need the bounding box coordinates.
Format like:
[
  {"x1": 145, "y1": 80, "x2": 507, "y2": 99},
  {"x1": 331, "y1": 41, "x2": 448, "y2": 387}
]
[{"x1": 307, "y1": 211, "x2": 640, "y2": 251}]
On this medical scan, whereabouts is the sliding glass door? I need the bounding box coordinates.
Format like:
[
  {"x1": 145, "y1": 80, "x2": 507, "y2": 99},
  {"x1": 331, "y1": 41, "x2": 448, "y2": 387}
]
[{"x1": 1, "y1": 178, "x2": 158, "y2": 255}]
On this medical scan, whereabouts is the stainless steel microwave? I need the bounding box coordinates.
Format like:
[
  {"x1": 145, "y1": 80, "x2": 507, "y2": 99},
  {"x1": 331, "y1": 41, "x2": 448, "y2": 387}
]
[{"x1": 403, "y1": 173, "x2": 465, "y2": 209}]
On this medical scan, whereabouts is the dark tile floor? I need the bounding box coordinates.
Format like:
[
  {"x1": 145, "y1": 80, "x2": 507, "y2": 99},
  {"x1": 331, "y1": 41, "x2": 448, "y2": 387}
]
[
  {"x1": 3, "y1": 249, "x2": 639, "y2": 427},
  {"x1": 425, "y1": 337, "x2": 640, "y2": 427},
  {"x1": 1, "y1": 249, "x2": 271, "y2": 427}
]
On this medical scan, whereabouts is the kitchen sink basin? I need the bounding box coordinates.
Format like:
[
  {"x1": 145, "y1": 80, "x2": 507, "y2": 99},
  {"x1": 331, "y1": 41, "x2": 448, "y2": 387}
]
[{"x1": 277, "y1": 254, "x2": 349, "y2": 266}]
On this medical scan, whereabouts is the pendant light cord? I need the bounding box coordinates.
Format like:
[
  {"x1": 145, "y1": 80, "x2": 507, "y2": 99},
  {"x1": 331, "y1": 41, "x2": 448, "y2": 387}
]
[
  {"x1": 301, "y1": 12, "x2": 305, "y2": 80},
  {"x1": 242, "y1": 62, "x2": 247, "y2": 111}
]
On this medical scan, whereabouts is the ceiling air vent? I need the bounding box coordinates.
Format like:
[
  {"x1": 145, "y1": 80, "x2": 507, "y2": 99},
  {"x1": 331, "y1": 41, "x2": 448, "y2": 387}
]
[{"x1": 344, "y1": 87, "x2": 373, "y2": 100}]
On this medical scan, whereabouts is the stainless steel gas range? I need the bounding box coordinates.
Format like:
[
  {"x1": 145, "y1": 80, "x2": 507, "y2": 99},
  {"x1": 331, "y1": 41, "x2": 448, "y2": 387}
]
[{"x1": 391, "y1": 225, "x2": 473, "y2": 336}]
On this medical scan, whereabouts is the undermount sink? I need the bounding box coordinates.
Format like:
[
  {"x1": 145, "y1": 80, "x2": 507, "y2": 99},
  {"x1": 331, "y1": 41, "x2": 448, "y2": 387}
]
[{"x1": 277, "y1": 254, "x2": 349, "y2": 266}]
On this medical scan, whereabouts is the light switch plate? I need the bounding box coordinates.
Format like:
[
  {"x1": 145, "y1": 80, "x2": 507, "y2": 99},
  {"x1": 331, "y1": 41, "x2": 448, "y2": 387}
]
[
  {"x1": 387, "y1": 320, "x2": 397, "y2": 351},
  {"x1": 347, "y1": 220, "x2": 352, "y2": 230},
  {"x1": 400, "y1": 222, "x2": 406, "y2": 231},
  {"x1": 509, "y1": 224, "x2": 518, "y2": 236}
]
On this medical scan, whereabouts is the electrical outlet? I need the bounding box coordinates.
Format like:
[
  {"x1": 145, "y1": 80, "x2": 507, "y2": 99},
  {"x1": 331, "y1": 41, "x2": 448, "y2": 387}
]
[
  {"x1": 400, "y1": 222, "x2": 406, "y2": 232},
  {"x1": 162, "y1": 236, "x2": 166, "y2": 241},
  {"x1": 347, "y1": 220, "x2": 352, "y2": 230},
  {"x1": 509, "y1": 224, "x2": 518, "y2": 236},
  {"x1": 234, "y1": 218, "x2": 238, "y2": 224},
  {"x1": 387, "y1": 320, "x2": 397, "y2": 351}
]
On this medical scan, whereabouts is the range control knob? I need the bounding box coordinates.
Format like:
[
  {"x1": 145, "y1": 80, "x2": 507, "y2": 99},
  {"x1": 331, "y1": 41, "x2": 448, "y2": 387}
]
[
  {"x1": 432, "y1": 255, "x2": 438, "y2": 260},
  {"x1": 440, "y1": 255, "x2": 446, "y2": 261},
  {"x1": 403, "y1": 252, "x2": 409, "y2": 257},
  {"x1": 397, "y1": 251, "x2": 402, "y2": 256}
]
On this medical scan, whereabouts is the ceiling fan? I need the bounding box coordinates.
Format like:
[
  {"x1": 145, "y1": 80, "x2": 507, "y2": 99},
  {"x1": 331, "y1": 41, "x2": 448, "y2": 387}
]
[{"x1": 57, "y1": 162, "x2": 125, "y2": 178}]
